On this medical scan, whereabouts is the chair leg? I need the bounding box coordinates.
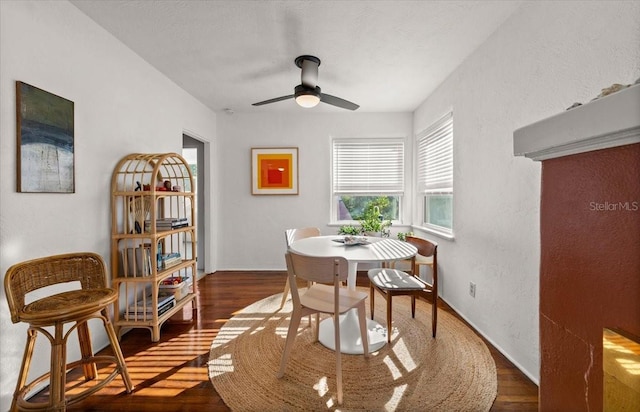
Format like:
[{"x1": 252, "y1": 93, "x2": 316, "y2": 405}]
[
  {"x1": 313, "y1": 313, "x2": 320, "y2": 341},
  {"x1": 411, "y1": 296, "x2": 416, "y2": 318},
  {"x1": 432, "y1": 297, "x2": 438, "y2": 338},
  {"x1": 12, "y1": 328, "x2": 37, "y2": 412},
  {"x1": 102, "y1": 309, "x2": 134, "y2": 392},
  {"x1": 277, "y1": 309, "x2": 302, "y2": 378},
  {"x1": 279, "y1": 277, "x2": 290, "y2": 309},
  {"x1": 386, "y1": 294, "x2": 393, "y2": 343},
  {"x1": 334, "y1": 312, "x2": 342, "y2": 405},
  {"x1": 50, "y1": 323, "x2": 66, "y2": 411},
  {"x1": 356, "y1": 302, "x2": 369, "y2": 357},
  {"x1": 369, "y1": 285, "x2": 375, "y2": 320},
  {"x1": 77, "y1": 321, "x2": 98, "y2": 380}
]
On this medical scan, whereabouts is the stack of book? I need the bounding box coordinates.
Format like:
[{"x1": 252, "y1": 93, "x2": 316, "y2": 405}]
[
  {"x1": 125, "y1": 293, "x2": 175, "y2": 320},
  {"x1": 145, "y1": 217, "x2": 189, "y2": 232},
  {"x1": 158, "y1": 252, "x2": 182, "y2": 269},
  {"x1": 121, "y1": 247, "x2": 152, "y2": 277}
]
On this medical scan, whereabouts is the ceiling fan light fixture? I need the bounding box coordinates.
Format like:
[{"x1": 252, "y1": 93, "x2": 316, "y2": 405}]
[
  {"x1": 295, "y1": 93, "x2": 320, "y2": 108},
  {"x1": 294, "y1": 85, "x2": 321, "y2": 108}
]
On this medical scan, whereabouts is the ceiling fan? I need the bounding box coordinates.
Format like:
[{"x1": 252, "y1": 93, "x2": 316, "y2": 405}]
[{"x1": 252, "y1": 55, "x2": 359, "y2": 111}]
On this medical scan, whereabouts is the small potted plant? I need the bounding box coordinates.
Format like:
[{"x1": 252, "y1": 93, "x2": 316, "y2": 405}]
[
  {"x1": 338, "y1": 225, "x2": 362, "y2": 236},
  {"x1": 397, "y1": 231, "x2": 414, "y2": 241}
]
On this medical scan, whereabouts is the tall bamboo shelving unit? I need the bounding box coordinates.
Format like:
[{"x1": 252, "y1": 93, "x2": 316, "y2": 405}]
[{"x1": 110, "y1": 153, "x2": 197, "y2": 342}]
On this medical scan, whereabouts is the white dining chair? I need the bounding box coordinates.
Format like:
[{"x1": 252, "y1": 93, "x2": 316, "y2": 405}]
[
  {"x1": 277, "y1": 251, "x2": 369, "y2": 405},
  {"x1": 281, "y1": 227, "x2": 321, "y2": 308}
]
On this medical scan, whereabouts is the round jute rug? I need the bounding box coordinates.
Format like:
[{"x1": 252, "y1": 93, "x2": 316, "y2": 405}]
[{"x1": 208, "y1": 288, "x2": 497, "y2": 411}]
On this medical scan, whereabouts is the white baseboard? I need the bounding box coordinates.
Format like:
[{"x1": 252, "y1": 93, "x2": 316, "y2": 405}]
[{"x1": 441, "y1": 297, "x2": 540, "y2": 386}]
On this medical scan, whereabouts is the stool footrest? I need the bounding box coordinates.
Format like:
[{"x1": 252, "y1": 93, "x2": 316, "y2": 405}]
[{"x1": 15, "y1": 355, "x2": 132, "y2": 411}]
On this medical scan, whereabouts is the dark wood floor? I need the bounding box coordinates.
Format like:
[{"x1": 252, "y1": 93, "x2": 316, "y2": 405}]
[{"x1": 34, "y1": 271, "x2": 538, "y2": 411}]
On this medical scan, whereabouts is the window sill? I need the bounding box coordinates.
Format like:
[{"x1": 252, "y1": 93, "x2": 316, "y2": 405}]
[{"x1": 411, "y1": 225, "x2": 455, "y2": 241}]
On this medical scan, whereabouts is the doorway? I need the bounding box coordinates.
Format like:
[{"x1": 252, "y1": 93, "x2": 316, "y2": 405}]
[{"x1": 182, "y1": 134, "x2": 205, "y2": 272}]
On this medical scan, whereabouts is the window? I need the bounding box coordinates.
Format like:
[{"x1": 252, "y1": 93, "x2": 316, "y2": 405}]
[
  {"x1": 332, "y1": 139, "x2": 404, "y2": 223},
  {"x1": 416, "y1": 112, "x2": 453, "y2": 234}
]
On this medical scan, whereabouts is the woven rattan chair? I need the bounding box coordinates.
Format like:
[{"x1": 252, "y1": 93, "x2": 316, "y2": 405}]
[
  {"x1": 368, "y1": 236, "x2": 438, "y2": 341},
  {"x1": 4, "y1": 252, "x2": 133, "y2": 411}
]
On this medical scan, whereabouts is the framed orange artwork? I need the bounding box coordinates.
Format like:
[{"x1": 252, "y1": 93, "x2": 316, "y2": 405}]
[{"x1": 251, "y1": 147, "x2": 299, "y2": 195}]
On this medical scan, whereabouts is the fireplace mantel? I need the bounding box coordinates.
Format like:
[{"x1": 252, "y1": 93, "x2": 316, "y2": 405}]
[{"x1": 514, "y1": 83, "x2": 640, "y2": 161}]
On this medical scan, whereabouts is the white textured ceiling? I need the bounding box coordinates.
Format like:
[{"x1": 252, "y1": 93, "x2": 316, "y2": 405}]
[{"x1": 70, "y1": 0, "x2": 522, "y2": 114}]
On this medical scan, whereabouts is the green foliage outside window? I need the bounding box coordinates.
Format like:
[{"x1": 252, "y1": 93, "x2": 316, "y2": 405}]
[
  {"x1": 338, "y1": 195, "x2": 398, "y2": 221},
  {"x1": 424, "y1": 194, "x2": 452, "y2": 230},
  {"x1": 336, "y1": 196, "x2": 395, "y2": 236}
]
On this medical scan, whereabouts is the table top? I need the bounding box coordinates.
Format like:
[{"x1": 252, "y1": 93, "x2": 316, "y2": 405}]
[{"x1": 289, "y1": 235, "x2": 417, "y2": 263}]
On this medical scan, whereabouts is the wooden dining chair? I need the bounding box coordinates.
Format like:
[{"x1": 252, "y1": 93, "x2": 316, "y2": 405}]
[
  {"x1": 278, "y1": 251, "x2": 369, "y2": 405},
  {"x1": 4, "y1": 252, "x2": 134, "y2": 411},
  {"x1": 386, "y1": 236, "x2": 435, "y2": 277},
  {"x1": 280, "y1": 227, "x2": 321, "y2": 308},
  {"x1": 368, "y1": 236, "x2": 438, "y2": 341}
]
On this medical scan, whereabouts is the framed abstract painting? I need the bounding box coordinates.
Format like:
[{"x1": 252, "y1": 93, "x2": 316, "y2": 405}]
[
  {"x1": 251, "y1": 147, "x2": 298, "y2": 195},
  {"x1": 16, "y1": 81, "x2": 75, "y2": 193}
]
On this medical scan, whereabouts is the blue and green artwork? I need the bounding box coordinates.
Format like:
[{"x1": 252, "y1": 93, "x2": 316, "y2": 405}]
[{"x1": 17, "y1": 81, "x2": 74, "y2": 193}]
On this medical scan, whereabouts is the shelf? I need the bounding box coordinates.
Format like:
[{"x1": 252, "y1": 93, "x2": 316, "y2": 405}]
[
  {"x1": 111, "y1": 225, "x2": 195, "y2": 240},
  {"x1": 116, "y1": 293, "x2": 197, "y2": 340},
  {"x1": 110, "y1": 153, "x2": 198, "y2": 342},
  {"x1": 117, "y1": 293, "x2": 196, "y2": 328},
  {"x1": 113, "y1": 259, "x2": 193, "y2": 283}
]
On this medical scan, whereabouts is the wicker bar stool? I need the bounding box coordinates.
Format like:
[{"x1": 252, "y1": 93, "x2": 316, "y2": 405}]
[{"x1": 4, "y1": 252, "x2": 133, "y2": 411}]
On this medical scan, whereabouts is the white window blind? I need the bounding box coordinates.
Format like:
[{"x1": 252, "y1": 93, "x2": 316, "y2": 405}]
[
  {"x1": 417, "y1": 112, "x2": 453, "y2": 193},
  {"x1": 333, "y1": 139, "x2": 404, "y2": 194}
]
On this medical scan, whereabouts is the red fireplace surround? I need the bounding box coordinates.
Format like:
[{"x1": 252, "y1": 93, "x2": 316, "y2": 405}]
[{"x1": 514, "y1": 83, "x2": 640, "y2": 410}]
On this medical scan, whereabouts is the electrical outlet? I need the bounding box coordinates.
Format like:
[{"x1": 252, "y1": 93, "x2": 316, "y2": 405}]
[{"x1": 469, "y1": 282, "x2": 476, "y2": 298}]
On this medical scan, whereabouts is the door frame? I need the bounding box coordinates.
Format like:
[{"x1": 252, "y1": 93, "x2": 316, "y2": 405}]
[{"x1": 183, "y1": 133, "x2": 207, "y2": 275}]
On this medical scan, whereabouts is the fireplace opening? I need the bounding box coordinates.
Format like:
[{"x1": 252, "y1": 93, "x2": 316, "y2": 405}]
[{"x1": 603, "y1": 328, "x2": 640, "y2": 411}]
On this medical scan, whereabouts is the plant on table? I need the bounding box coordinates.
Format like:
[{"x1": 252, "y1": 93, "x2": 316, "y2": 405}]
[
  {"x1": 397, "y1": 231, "x2": 414, "y2": 241},
  {"x1": 338, "y1": 225, "x2": 362, "y2": 236}
]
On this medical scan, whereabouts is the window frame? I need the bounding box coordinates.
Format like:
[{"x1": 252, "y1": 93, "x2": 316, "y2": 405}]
[
  {"x1": 330, "y1": 137, "x2": 405, "y2": 225},
  {"x1": 415, "y1": 112, "x2": 454, "y2": 238}
]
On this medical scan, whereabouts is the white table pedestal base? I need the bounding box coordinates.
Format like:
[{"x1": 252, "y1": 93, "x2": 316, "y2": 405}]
[{"x1": 318, "y1": 308, "x2": 387, "y2": 354}]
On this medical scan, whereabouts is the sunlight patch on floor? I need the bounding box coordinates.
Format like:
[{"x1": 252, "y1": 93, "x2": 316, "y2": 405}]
[
  {"x1": 390, "y1": 338, "x2": 417, "y2": 372},
  {"x1": 208, "y1": 353, "x2": 234, "y2": 377},
  {"x1": 384, "y1": 383, "x2": 408, "y2": 411},
  {"x1": 101, "y1": 328, "x2": 220, "y2": 397},
  {"x1": 313, "y1": 376, "x2": 329, "y2": 397}
]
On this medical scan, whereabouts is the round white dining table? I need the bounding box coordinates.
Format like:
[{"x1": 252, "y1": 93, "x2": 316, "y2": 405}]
[{"x1": 288, "y1": 235, "x2": 417, "y2": 354}]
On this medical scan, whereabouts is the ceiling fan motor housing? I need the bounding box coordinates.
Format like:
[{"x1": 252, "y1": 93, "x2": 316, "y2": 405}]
[{"x1": 294, "y1": 84, "x2": 321, "y2": 98}]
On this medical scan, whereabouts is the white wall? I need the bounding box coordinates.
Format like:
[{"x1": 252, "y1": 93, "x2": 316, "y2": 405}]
[
  {"x1": 2, "y1": 1, "x2": 638, "y2": 407},
  {"x1": 217, "y1": 112, "x2": 413, "y2": 270},
  {"x1": 412, "y1": 0, "x2": 640, "y2": 383},
  {"x1": 0, "y1": 1, "x2": 217, "y2": 408}
]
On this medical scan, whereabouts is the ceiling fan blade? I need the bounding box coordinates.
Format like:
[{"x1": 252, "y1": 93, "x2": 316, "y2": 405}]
[
  {"x1": 320, "y1": 93, "x2": 360, "y2": 111},
  {"x1": 252, "y1": 95, "x2": 295, "y2": 106}
]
